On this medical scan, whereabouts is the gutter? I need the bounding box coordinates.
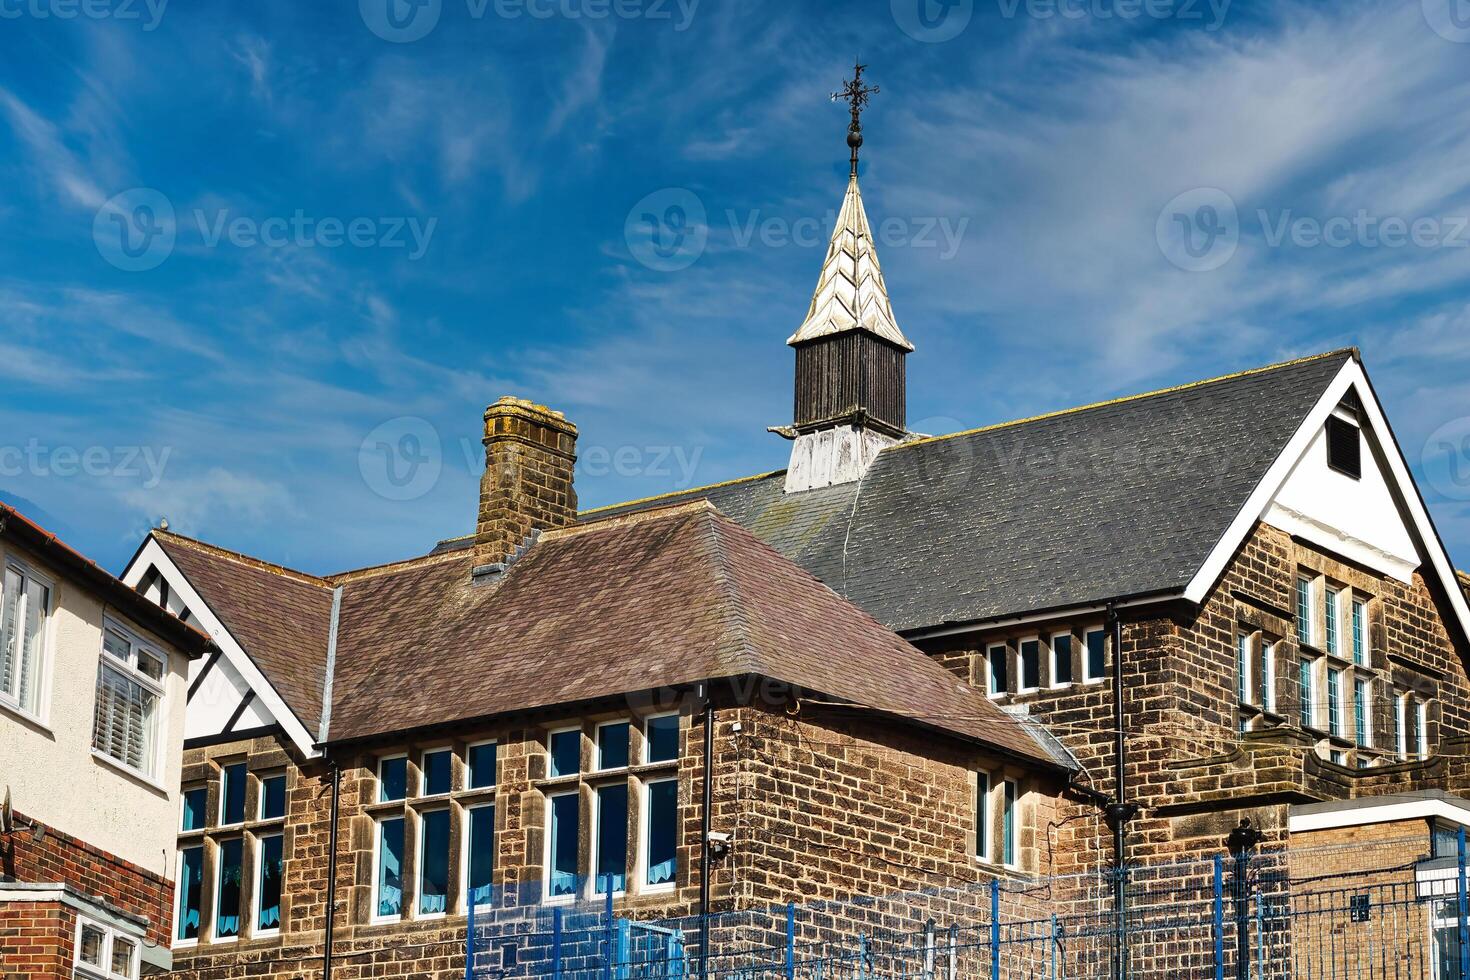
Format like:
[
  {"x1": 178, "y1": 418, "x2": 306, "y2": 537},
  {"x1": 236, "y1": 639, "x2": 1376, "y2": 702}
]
[{"x1": 901, "y1": 589, "x2": 1179, "y2": 643}]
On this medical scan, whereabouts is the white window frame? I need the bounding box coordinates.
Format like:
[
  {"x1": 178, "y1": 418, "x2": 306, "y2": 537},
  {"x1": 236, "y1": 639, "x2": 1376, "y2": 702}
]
[
  {"x1": 218, "y1": 762, "x2": 247, "y2": 827},
  {"x1": 595, "y1": 718, "x2": 632, "y2": 772},
  {"x1": 415, "y1": 806, "x2": 452, "y2": 920},
  {"x1": 1296, "y1": 575, "x2": 1316, "y2": 647},
  {"x1": 544, "y1": 788, "x2": 582, "y2": 904},
  {"x1": 256, "y1": 770, "x2": 287, "y2": 821},
  {"x1": 1396, "y1": 694, "x2": 1408, "y2": 759},
  {"x1": 418, "y1": 746, "x2": 454, "y2": 798},
  {"x1": 591, "y1": 783, "x2": 628, "y2": 897},
  {"x1": 1419, "y1": 701, "x2": 1430, "y2": 760},
  {"x1": 1236, "y1": 632, "x2": 1253, "y2": 705},
  {"x1": 0, "y1": 557, "x2": 53, "y2": 722},
  {"x1": 462, "y1": 799, "x2": 496, "y2": 914},
  {"x1": 252, "y1": 831, "x2": 284, "y2": 938},
  {"x1": 641, "y1": 776, "x2": 678, "y2": 894},
  {"x1": 73, "y1": 914, "x2": 140, "y2": 980},
  {"x1": 1083, "y1": 628, "x2": 1106, "y2": 685},
  {"x1": 91, "y1": 618, "x2": 166, "y2": 780},
  {"x1": 173, "y1": 843, "x2": 204, "y2": 948},
  {"x1": 547, "y1": 726, "x2": 583, "y2": 778},
  {"x1": 1001, "y1": 778, "x2": 1020, "y2": 870},
  {"x1": 642, "y1": 712, "x2": 680, "y2": 765},
  {"x1": 1015, "y1": 637, "x2": 1041, "y2": 694},
  {"x1": 371, "y1": 815, "x2": 405, "y2": 924},
  {"x1": 973, "y1": 770, "x2": 993, "y2": 865},
  {"x1": 211, "y1": 836, "x2": 244, "y2": 944},
  {"x1": 1261, "y1": 641, "x2": 1276, "y2": 713},
  {"x1": 984, "y1": 644, "x2": 1008, "y2": 699},
  {"x1": 1354, "y1": 678, "x2": 1373, "y2": 749},
  {"x1": 466, "y1": 738, "x2": 499, "y2": 790},
  {"x1": 376, "y1": 753, "x2": 409, "y2": 803},
  {"x1": 1324, "y1": 585, "x2": 1342, "y2": 657},
  {"x1": 1048, "y1": 632, "x2": 1073, "y2": 689},
  {"x1": 1351, "y1": 597, "x2": 1369, "y2": 666},
  {"x1": 180, "y1": 783, "x2": 208, "y2": 832}
]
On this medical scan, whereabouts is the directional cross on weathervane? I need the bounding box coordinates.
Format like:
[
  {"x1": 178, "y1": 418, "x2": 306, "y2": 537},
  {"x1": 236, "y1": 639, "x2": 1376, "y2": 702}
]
[{"x1": 833, "y1": 61, "x2": 879, "y2": 178}]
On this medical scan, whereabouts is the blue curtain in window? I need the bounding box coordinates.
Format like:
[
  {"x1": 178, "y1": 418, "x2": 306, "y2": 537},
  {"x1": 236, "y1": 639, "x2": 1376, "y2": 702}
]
[
  {"x1": 178, "y1": 846, "x2": 203, "y2": 941},
  {"x1": 258, "y1": 835, "x2": 283, "y2": 930},
  {"x1": 377, "y1": 818, "x2": 404, "y2": 917},
  {"x1": 646, "y1": 781, "x2": 677, "y2": 886},
  {"x1": 216, "y1": 838, "x2": 243, "y2": 938},
  {"x1": 419, "y1": 810, "x2": 451, "y2": 915},
  {"x1": 468, "y1": 804, "x2": 496, "y2": 908},
  {"x1": 596, "y1": 785, "x2": 628, "y2": 893}
]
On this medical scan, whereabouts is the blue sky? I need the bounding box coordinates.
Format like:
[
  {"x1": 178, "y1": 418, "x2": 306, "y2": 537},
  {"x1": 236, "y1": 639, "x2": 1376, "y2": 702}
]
[{"x1": 4, "y1": 0, "x2": 1470, "y2": 575}]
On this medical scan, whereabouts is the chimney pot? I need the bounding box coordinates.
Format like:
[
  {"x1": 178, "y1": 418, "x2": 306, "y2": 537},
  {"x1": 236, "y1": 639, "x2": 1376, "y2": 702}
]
[{"x1": 474, "y1": 398, "x2": 578, "y2": 572}]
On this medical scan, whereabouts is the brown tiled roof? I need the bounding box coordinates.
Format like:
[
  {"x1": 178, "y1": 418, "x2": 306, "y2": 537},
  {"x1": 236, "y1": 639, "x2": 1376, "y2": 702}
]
[
  {"x1": 326, "y1": 502, "x2": 1052, "y2": 765},
  {"x1": 155, "y1": 532, "x2": 333, "y2": 733}
]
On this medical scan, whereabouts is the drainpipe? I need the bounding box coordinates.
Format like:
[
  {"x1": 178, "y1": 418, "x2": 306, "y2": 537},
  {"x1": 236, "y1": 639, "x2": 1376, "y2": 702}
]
[
  {"x1": 698, "y1": 684, "x2": 715, "y2": 980},
  {"x1": 1104, "y1": 603, "x2": 1136, "y2": 980},
  {"x1": 322, "y1": 755, "x2": 341, "y2": 980}
]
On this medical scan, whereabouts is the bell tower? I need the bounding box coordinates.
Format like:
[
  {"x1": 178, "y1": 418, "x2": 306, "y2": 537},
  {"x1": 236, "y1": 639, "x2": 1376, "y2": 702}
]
[{"x1": 782, "y1": 63, "x2": 912, "y2": 493}]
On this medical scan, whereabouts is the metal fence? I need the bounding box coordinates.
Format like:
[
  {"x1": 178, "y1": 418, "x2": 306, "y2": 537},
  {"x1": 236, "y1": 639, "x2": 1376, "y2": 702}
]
[{"x1": 467, "y1": 832, "x2": 1470, "y2": 980}]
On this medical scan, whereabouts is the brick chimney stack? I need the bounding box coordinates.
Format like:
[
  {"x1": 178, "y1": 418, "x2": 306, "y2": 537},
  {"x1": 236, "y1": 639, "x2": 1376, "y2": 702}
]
[{"x1": 473, "y1": 397, "x2": 578, "y2": 575}]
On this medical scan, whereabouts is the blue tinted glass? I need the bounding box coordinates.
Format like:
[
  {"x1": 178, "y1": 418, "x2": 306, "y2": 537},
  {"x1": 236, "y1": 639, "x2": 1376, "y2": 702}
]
[
  {"x1": 646, "y1": 781, "x2": 677, "y2": 886},
  {"x1": 598, "y1": 723, "x2": 630, "y2": 770},
  {"x1": 220, "y1": 764, "x2": 247, "y2": 825},
  {"x1": 182, "y1": 787, "x2": 208, "y2": 831},
  {"x1": 257, "y1": 835, "x2": 283, "y2": 932},
  {"x1": 549, "y1": 794, "x2": 580, "y2": 897},
  {"x1": 260, "y1": 775, "x2": 286, "y2": 820},
  {"x1": 379, "y1": 757, "x2": 407, "y2": 802},
  {"x1": 1086, "y1": 631, "x2": 1106, "y2": 679},
  {"x1": 423, "y1": 750, "x2": 452, "y2": 796},
  {"x1": 646, "y1": 716, "x2": 678, "y2": 763},
  {"x1": 1052, "y1": 635, "x2": 1073, "y2": 685},
  {"x1": 419, "y1": 810, "x2": 451, "y2": 915},
  {"x1": 595, "y1": 784, "x2": 628, "y2": 893},
  {"x1": 377, "y1": 818, "x2": 404, "y2": 918},
  {"x1": 469, "y1": 743, "x2": 498, "y2": 789},
  {"x1": 550, "y1": 730, "x2": 581, "y2": 777},
  {"x1": 1020, "y1": 641, "x2": 1040, "y2": 689},
  {"x1": 177, "y1": 846, "x2": 203, "y2": 941},
  {"x1": 468, "y1": 805, "x2": 496, "y2": 907},
  {"x1": 215, "y1": 838, "x2": 243, "y2": 939}
]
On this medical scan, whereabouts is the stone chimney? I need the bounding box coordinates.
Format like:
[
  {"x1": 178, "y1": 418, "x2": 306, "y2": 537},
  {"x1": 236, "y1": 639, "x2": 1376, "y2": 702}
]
[{"x1": 473, "y1": 397, "x2": 578, "y2": 577}]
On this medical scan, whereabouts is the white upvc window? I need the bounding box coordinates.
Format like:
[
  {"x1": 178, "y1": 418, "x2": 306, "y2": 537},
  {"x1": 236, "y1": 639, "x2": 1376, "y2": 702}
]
[
  {"x1": 1049, "y1": 632, "x2": 1074, "y2": 688},
  {"x1": 1016, "y1": 637, "x2": 1041, "y2": 693},
  {"x1": 1083, "y1": 628, "x2": 1107, "y2": 685},
  {"x1": 1395, "y1": 694, "x2": 1408, "y2": 759},
  {"x1": 984, "y1": 644, "x2": 1008, "y2": 698},
  {"x1": 973, "y1": 770, "x2": 993, "y2": 864},
  {"x1": 1418, "y1": 701, "x2": 1431, "y2": 760},
  {"x1": 73, "y1": 916, "x2": 139, "y2": 980},
  {"x1": 91, "y1": 619, "x2": 165, "y2": 778},
  {"x1": 0, "y1": 559, "x2": 52, "y2": 719}
]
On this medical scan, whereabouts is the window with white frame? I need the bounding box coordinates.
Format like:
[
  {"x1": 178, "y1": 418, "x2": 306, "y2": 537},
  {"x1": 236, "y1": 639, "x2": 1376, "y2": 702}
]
[
  {"x1": 0, "y1": 560, "x2": 50, "y2": 718},
  {"x1": 973, "y1": 770, "x2": 991, "y2": 863},
  {"x1": 974, "y1": 771, "x2": 1027, "y2": 870},
  {"x1": 374, "y1": 816, "x2": 405, "y2": 921},
  {"x1": 1083, "y1": 628, "x2": 1107, "y2": 684},
  {"x1": 91, "y1": 621, "x2": 164, "y2": 777},
  {"x1": 1001, "y1": 779, "x2": 1018, "y2": 867},
  {"x1": 1295, "y1": 570, "x2": 1381, "y2": 765},
  {"x1": 985, "y1": 644, "x2": 1008, "y2": 698},
  {"x1": 1235, "y1": 629, "x2": 1278, "y2": 730},
  {"x1": 1017, "y1": 638, "x2": 1041, "y2": 693},
  {"x1": 73, "y1": 916, "x2": 139, "y2": 980},
  {"x1": 417, "y1": 807, "x2": 452, "y2": 916},
  {"x1": 1050, "y1": 633, "x2": 1073, "y2": 688},
  {"x1": 541, "y1": 715, "x2": 682, "y2": 902},
  {"x1": 176, "y1": 761, "x2": 288, "y2": 945}
]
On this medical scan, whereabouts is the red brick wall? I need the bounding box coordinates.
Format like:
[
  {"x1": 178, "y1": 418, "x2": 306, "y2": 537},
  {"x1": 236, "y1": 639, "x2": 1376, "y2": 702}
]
[
  {"x1": 1, "y1": 812, "x2": 172, "y2": 946},
  {"x1": 0, "y1": 899, "x2": 71, "y2": 980}
]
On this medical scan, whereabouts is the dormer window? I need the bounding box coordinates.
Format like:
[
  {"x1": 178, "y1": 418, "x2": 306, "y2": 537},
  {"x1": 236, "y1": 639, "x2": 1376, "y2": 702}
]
[{"x1": 1326, "y1": 415, "x2": 1362, "y2": 479}]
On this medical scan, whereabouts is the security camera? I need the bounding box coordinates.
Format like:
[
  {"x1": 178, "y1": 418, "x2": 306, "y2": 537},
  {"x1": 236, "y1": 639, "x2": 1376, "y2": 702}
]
[{"x1": 707, "y1": 832, "x2": 732, "y2": 859}]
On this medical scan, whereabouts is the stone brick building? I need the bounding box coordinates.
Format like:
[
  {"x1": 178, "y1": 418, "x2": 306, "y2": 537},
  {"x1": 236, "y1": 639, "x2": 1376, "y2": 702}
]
[
  {"x1": 110, "y1": 151, "x2": 1470, "y2": 980},
  {"x1": 0, "y1": 505, "x2": 212, "y2": 979}
]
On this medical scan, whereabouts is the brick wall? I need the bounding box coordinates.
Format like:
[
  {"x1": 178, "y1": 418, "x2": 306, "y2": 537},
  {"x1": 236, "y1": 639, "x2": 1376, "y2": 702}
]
[
  {"x1": 0, "y1": 812, "x2": 172, "y2": 947},
  {"x1": 0, "y1": 899, "x2": 71, "y2": 980}
]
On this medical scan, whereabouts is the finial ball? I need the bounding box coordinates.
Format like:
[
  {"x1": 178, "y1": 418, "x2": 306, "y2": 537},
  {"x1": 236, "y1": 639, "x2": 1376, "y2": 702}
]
[{"x1": 848, "y1": 130, "x2": 863, "y2": 149}]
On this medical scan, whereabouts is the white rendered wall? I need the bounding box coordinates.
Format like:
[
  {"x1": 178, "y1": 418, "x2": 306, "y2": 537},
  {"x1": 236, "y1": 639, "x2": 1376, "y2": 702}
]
[{"x1": 0, "y1": 539, "x2": 187, "y2": 881}]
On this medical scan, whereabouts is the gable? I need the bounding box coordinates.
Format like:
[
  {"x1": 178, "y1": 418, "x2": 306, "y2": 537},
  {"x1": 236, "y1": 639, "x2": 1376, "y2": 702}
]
[{"x1": 1264, "y1": 404, "x2": 1419, "y2": 582}]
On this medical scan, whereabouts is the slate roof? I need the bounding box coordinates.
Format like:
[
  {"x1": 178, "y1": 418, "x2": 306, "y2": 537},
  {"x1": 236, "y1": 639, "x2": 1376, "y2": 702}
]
[
  {"x1": 327, "y1": 501, "x2": 1052, "y2": 764},
  {"x1": 155, "y1": 533, "x2": 334, "y2": 733},
  {"x1": 435, "y1": 349, "x2": 1355, "y2": 633}
]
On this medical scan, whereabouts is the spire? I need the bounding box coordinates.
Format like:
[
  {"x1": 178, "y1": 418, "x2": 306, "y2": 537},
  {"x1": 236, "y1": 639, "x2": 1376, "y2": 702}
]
[{"x1": 788, "y1": 63, "x2": 911, "y2": 352}]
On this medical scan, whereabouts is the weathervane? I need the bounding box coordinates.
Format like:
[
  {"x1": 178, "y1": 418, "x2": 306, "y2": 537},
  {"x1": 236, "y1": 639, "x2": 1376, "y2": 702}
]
[{"x1": 832, "y1": 60, "x2": 879, "y2": 178}]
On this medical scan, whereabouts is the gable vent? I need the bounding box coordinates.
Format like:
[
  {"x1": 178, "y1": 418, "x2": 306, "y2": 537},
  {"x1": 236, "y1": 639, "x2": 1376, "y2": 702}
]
[{"x1": 1326, "y1": 415, "x2": 1362, "y2": 480}]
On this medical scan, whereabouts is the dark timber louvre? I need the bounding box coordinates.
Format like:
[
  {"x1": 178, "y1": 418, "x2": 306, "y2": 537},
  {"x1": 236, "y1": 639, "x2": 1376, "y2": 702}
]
[{"x1": 793, "y1": 331, "x2": 907, "y2": 436}]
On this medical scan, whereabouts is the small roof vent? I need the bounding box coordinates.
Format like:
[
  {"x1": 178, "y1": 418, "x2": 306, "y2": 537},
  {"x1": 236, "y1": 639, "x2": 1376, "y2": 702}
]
[{"x1": 1326, "y1": 415, "x2": 1362, "y2": 480}]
